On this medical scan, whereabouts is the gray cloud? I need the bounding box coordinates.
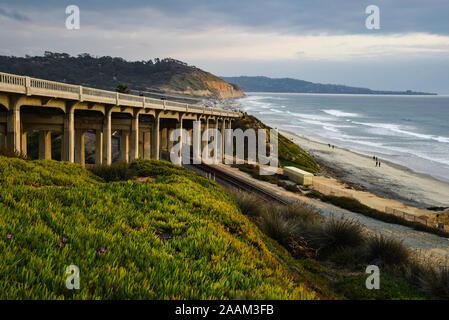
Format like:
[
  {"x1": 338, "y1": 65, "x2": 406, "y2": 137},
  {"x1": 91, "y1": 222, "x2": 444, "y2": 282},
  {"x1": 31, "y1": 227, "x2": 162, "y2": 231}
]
[
  {"x1": 3, "y1": 0, "x2": 449, "y2": 35},
  {"x1": 0, "y1": 7, "x2": 30, "y2": 21}
]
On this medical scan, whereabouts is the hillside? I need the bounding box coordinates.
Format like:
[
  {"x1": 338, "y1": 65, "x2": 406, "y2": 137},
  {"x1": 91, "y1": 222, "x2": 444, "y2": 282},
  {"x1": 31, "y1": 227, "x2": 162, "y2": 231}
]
[
  {"x1": 0, "y1": 157, "x2": 316, "y2": 299},
  {"x1": 221, "y1": 76, "x2": 436, "y2": 95},
  {"x1": 0, "y1": 52, "x2": 244, "y2": 99}
]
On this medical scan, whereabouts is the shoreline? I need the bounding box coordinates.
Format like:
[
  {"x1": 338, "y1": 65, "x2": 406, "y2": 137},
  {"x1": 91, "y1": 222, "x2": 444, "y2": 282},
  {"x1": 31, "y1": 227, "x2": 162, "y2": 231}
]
[{"x1": 279, "y1": 129, "x2": 449, "y2": 210}]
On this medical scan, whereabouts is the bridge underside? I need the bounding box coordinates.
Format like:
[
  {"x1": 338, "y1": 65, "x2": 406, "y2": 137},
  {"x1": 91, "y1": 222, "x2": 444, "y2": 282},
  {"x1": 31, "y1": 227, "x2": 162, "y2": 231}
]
[{"x1": 0, "y1": 93, "x2": 233, "y2": 166}]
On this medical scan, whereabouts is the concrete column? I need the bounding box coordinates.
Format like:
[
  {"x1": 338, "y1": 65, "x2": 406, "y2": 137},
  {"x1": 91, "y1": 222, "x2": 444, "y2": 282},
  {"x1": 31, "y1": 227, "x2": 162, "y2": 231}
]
[
  {"x1": 75, "y1": 130, "x2": 86, "y2": 166},
  {"x1": 95, "y1": 130, "x2": 103, "y2": 165},
  {"x1": 0, "y1": 133, "x2": 6, "y2": 149},
  {"x1": 227, "y1": 119, "x2": 233, "y2": 130},
  {"x1": 168, "y1": 128, "x2": 174, "y2": 152},
  {"x1": 21, "y1": 130, "x2": 27, "y2": 156},
  {"x1": 130, "y1": 112, "x2": 139, "y2": 160},
  {"x1": 202, "y1": 117, "x2": 209, "y2": 157},
  {"x1": 120, "y1": 131, "x2": 129, "y2": 163},
  {"x1": 193, "y1": 119, "x2": 201, "y2": 163},
  {"x1": 7, "y1": 99, "x2": 21, "y2": 154},
  {"x1": 161, "y1": 127, "x2": 168, "y2": 150},
  {"x1": 143, "y1": 132, "x2": 151, "y2": 159},
  {"x1": 102, "y1": 107, "x2": 112, "y2": 165},
  {"x1": 151, "y1": 114, "x2": 160, "y2": 160},
  {"x1": 221, "y1": 119, "x2": 226, "y2": 162},
  {"x1": 39, "y1": 130, "x2": 52, "y2": 160},
  {"x1": 63, "y1": 103, "x2": 75, "y2": 162},
  {"x1": 214, "y1": 119, "x2": 220, "y2": 162},
  {"x1": 175, "y1": 117, "x2": 183, "y2": 165}
]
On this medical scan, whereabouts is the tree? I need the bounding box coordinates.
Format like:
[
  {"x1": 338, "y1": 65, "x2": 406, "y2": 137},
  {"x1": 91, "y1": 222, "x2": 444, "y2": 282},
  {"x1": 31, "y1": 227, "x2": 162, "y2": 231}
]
[{"x1": 115, "y1": 84, "x2": 130, "y2": 94}]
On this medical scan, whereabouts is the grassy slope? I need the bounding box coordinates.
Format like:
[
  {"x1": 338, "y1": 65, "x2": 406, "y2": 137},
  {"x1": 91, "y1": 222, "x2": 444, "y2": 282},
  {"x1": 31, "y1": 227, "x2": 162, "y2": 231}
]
[
  {"x1": 232, "y1": 114, "x2": 319, "y2": 174},
  {"x1": 0, "y1": 157, "x2": 317, "y2": 299}
]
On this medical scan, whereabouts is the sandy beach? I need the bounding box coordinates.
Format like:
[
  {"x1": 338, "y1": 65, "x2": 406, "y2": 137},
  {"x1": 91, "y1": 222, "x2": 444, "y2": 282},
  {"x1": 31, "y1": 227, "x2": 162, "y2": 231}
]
[{"x1": 280, "y1": 130, "x2": 449, "y2": 210}]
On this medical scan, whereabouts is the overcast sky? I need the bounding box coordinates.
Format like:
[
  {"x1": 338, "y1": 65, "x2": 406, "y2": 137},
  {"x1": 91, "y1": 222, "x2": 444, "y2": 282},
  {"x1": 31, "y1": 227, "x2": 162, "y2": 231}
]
[{"x1": 0, "y1": 0, "x2": 449, "y2": 93}]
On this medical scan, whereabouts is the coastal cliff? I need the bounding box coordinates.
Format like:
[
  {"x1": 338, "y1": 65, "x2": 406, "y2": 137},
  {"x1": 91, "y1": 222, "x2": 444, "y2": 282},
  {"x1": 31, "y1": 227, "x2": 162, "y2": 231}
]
[{"x1": 156, "y1": 70, "x2": 244, "y2": 98}]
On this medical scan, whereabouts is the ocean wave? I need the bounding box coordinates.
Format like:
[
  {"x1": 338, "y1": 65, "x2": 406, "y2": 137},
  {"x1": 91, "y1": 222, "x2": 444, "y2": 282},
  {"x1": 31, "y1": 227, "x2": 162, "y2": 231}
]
[
  {"x1": 353, "y1": 122, "x2": 449, "y2": 144},
  {"x1": 322, "y1": 109, "x2": 361, "y2": 117},
  {"x1": 286, "y1": 111, "x2": 333, "y2": 121}
]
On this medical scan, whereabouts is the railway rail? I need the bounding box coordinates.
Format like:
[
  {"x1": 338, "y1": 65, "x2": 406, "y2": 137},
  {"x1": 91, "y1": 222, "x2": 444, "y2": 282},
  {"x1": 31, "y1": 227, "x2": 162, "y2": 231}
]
[{"x1": 191, "y1": 162, "x2": 289, "y2": 205}]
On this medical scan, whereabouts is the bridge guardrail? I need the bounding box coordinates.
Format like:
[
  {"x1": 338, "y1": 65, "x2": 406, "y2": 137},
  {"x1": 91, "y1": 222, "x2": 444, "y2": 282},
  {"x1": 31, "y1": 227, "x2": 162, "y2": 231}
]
[{"x1": 0, "y1": 71, "x2": 241, "y2": 117}]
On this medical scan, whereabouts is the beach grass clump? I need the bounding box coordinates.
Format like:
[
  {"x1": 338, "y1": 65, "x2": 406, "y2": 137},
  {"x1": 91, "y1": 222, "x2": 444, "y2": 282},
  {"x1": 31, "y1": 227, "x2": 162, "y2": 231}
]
[
  {"x1": 306, "y1": 217, "x2": 366, "y2": 259},
  {"x1": 258, "y1": 209, "x2": 299, "y2": 245},
  {"x1": 405, "y1": 262, "x2": 449, "y2": 299},
  {"x1": 229, "y1": 191, "x2": 264, "y2": 217},
  {"x1": 0, "y1": 157, "x2": 315, "y2": 300},
  {"x1": 277, "y1": 202, "x2": 322, "y2": 224},
  {"x1": 366, "y1": 235, "x2": 410, "y2": 267}
]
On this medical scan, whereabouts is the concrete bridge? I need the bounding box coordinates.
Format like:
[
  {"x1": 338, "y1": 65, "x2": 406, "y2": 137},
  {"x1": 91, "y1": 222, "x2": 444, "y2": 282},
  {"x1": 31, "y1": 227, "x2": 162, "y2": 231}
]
[{"x1": 0, "y1": 72, "x2": 241, "y2": 166}]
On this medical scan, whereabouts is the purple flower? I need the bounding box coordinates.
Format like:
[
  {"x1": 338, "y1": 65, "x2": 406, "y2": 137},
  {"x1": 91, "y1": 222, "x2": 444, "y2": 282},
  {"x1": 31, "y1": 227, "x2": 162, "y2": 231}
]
[
  {"x1": 7, "y1": 234, "x2": 12, "y2": 239},
  {"x1": 19, "y1": 228, "x2": 23, "y2": 232},
  {"x1": 97, "y1": 251, "x2": 101, "y2": 255},
  {"x1": 59, "y1": 242, "x2": 63, "y2": 247},
  {"x1": 113, "y1": 284, "x2": 118, "y2": 289},
  {"x1": 63, "y1": 238, "x2": 68, "y2": 242},
  {"x1": 101, "y1": 248, "x2": 105, "y2": 252},
  {"x1": 140, "y1": 201, "x2": 144, "y2": 205}
]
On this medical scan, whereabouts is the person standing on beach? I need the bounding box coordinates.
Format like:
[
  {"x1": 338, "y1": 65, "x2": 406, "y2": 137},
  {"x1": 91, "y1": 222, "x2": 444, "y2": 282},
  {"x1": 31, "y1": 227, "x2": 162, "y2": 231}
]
[
  {"x1": 379, "y1": 161, "x2": 381, "y2": 167},
  {"x1": 375, "y1": 161, "x2": 378, "y2": 167}
]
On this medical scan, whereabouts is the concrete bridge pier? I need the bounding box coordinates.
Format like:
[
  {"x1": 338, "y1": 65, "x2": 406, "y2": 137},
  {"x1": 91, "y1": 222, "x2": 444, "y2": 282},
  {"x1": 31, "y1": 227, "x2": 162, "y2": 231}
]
[
  {"x1": 120, "y1": 130, "x2": 130, "y2": 163},
  {"x1": 62, "y1": 103, "x2": 75, "y2": 162},
  {"x1": 0, "y1": 133, "x2": 6, "y2": 150},
  {"x1": 39, "y1": 130, "x2": 52, "y2": 160},
  {"x1": 138, "y1": 130, "x2": 151, "y2": 159},
  {"x1": 75, "y1": 129, "x2": 86, "y2": 165},
  {"x1": 152, "y1": 112, "x2": 161, "y2": 160},
  {"x1": 21, "y1": 130, "x2": 28, "y2": 157},
  {"x1": 202, "y1": 116, "x2": 209, "y2": 156},
  {"x1": 95, "y1": 130, "x2": 103, "y2": 165},
  {"x1": 102, "y1": 106, "x2": 113, "y2": 165},
  {"x1": 6, "y1": 98, "x2": 21, "y2": 154},
  {"x1": 130, "y1": 111, "x2": 139, "y2": 161}
]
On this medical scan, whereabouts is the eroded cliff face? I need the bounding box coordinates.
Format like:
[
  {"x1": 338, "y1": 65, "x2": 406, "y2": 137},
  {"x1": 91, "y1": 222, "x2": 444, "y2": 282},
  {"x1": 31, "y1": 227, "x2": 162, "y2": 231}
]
[
  {"x1": 204, "y1": 79, "x2": 244, "y2": 98},
  {"x1": 157, "y1": 70, "x2": 245, "y2": 98}
]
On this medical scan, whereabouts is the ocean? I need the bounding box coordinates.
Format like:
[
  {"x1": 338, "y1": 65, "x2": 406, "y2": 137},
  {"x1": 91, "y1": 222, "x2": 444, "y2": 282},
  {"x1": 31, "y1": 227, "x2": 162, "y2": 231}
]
[{"x1": 237, "y1": 93, "x2": 449, "y2": 182}]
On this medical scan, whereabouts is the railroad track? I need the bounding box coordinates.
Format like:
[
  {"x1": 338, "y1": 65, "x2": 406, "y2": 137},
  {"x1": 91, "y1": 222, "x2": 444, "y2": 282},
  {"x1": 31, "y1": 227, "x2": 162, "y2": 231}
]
[{"x1": 192, "y1": 162, "x2": 290, "y2": 205}]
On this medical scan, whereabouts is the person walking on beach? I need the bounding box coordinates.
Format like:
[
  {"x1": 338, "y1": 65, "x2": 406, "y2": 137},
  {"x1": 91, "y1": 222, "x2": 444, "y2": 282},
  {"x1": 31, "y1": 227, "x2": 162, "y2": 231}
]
[
  {"x1": 379, "y1": 161, "x2": 381, "y2": 167},
  {"x1": 375, "y1": 161, "x2": 378, "y2": 167}
]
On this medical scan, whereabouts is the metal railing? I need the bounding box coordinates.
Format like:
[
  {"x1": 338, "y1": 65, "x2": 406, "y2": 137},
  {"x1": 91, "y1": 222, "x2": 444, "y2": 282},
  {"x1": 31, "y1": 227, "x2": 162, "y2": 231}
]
[{"x1": 0, "y1": 71, "x2": 241, "y2": 117}]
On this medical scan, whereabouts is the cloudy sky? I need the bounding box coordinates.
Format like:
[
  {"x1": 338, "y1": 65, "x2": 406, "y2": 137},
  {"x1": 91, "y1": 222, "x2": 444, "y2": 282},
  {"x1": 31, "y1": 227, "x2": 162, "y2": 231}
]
[{"x1": 1, "y1": 0, "x2": 449, "y2": 93}]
